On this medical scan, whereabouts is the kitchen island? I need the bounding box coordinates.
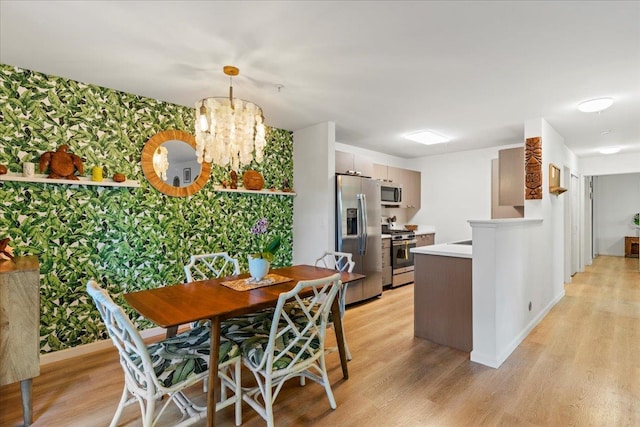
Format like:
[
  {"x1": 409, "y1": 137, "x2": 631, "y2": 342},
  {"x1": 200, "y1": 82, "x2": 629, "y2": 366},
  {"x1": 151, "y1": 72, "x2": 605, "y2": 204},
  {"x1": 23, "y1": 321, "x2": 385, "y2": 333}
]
[{"x1": 411, "y1": 242, "x2": 472, "y2": 352}]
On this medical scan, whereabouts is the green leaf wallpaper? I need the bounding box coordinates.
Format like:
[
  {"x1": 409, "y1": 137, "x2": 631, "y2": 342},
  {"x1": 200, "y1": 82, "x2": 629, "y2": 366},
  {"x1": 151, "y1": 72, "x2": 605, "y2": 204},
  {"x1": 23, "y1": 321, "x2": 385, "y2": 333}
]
[{"x1": 0, "y1": 64, "x2": 294, "y2": 353}]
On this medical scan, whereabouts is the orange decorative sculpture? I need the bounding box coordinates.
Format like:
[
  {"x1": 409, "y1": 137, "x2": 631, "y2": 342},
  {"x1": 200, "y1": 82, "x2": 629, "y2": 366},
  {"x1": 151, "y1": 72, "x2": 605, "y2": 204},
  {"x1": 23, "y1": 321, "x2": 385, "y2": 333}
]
[
  {"x1": 0, "y1": 237, "x2": 14, "y2": 260},
  {"x1": 242, "y1": 170, "x2": 264, "y2": 191},
  {"x1": 525, "y1": 137, "x2": 542, "y2": 200},
  {"x1": 39, "y1": 145, "x2": 84, "y2": 180}
]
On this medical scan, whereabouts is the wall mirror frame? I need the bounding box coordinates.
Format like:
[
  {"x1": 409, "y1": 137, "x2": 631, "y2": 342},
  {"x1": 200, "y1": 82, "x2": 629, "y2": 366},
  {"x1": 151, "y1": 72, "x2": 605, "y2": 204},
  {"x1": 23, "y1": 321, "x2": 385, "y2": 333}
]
[{"x1": 141, "y1": 129, "x2": 211, "y2": 197}]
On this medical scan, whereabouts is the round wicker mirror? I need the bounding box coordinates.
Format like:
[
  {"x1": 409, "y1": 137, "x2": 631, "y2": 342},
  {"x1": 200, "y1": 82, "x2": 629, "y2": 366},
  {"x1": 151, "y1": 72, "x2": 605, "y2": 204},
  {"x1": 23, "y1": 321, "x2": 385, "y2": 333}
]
[{"x1": 141, "y1": 130, "x2": 211, "y2": 197}]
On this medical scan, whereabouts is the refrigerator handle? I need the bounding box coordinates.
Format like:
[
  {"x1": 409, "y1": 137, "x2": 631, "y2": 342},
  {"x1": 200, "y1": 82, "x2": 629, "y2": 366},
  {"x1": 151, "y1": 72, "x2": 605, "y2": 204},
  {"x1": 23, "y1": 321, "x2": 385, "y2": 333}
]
[{"x1": 358, "y1": 193, "x2": 368, "y2": 255}]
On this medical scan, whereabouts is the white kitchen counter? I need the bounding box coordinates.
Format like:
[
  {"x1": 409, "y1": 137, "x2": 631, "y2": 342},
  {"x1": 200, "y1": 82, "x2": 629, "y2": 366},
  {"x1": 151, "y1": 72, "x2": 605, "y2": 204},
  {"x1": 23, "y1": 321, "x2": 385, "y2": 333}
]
[
  {"x1": 411, "y1": 241, "x2": 472, "y2": 259},
  {"x1": 382, "y1": 234, "x2": 391, "y2": 239}
]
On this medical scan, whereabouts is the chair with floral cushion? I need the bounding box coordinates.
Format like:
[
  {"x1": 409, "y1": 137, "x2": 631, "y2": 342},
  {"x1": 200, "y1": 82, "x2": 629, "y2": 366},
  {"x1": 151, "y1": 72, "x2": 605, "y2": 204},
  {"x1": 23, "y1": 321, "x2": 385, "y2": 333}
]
[
  {"x1": 86, "y1": 280, "x2": 243, "y2": 427},
  {"x1": 314, "y1": 251, "x2": 355, "y2": 360},
  {"x1": 165, "y1": 252, "x2": 242, "y2": 338},
  {"x1": 225, "y1": 273, "x2": 342, "y2": 427}
]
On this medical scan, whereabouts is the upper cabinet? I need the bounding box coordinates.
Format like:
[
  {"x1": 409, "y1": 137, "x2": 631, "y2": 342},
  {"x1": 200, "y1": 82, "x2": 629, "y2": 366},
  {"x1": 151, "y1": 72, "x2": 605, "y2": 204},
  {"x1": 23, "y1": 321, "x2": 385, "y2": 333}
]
[
  {"x1": 498, "y1": 147, "x2": 524, "y2": 206},
  {"x1": 401, "y1": 168, "x2": 421, "y2": 209},
  {"x1": 373, "y1": 164, "x2": 402, "y2": 183},
  {"x1": 335, "y1": 151, "x2": 373, "y2": 177},
  {"x1": 373, "y1": 163, "x2": 421, "y2": 209},
  {"x1": 373, "y1": 164, "x2": 390, "y2": 181}
]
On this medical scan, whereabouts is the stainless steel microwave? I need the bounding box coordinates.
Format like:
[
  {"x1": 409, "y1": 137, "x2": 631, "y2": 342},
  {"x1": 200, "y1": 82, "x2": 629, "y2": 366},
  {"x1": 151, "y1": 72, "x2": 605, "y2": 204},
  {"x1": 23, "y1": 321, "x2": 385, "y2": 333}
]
[{"x1": 380, "y1": 182, "x2": 402, "y2": 206}]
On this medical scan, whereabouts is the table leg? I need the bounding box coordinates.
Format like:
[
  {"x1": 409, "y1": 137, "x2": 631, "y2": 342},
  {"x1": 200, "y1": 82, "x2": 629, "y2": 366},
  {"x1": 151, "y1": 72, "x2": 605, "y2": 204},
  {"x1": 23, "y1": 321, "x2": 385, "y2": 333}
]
[
  {"x1": 20, "y1": 378, "x2": 33, "y2": 426},
  {"x1": 331, "y1": 297, "x2": 349, "y2": 379},
  {"x1": 207, "y1": 316, "x2": 220, "y2": 427}
]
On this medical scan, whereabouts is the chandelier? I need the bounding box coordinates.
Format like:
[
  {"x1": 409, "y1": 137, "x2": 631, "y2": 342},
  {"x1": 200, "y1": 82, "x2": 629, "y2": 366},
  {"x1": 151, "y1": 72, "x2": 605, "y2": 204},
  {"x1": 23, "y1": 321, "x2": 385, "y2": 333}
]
[{"x1": 194, "y1": 65, "x2": 266, "y2": 171}]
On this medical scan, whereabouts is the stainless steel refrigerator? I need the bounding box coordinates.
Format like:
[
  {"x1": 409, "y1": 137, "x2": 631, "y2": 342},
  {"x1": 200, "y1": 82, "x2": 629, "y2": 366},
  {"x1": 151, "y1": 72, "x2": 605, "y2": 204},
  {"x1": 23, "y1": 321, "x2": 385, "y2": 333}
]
[{"x1": 336, "y1": 174, "x2": 382, "y2": 304}]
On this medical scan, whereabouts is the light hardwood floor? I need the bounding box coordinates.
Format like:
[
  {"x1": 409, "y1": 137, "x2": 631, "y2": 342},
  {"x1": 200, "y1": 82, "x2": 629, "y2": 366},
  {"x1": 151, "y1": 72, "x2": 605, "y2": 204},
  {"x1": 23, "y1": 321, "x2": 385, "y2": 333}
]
[{"x1": 1, "y1": 255, "x2": 638, "y2": 426}]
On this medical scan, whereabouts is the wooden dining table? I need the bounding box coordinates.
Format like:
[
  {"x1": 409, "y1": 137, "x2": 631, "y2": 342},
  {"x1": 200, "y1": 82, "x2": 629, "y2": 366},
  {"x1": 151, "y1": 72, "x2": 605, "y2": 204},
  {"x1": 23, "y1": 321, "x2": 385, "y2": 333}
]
[{"x1": 124, "y1": 264, "x2": 365, "y2": 427}]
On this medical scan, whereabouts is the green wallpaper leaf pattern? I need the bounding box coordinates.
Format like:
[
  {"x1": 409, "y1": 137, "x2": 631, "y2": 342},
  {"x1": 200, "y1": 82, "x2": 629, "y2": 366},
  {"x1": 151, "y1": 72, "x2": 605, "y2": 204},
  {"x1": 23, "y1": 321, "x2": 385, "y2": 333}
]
[{"x1": 0, "y1": 64, "x2": 294, "y2": 353}]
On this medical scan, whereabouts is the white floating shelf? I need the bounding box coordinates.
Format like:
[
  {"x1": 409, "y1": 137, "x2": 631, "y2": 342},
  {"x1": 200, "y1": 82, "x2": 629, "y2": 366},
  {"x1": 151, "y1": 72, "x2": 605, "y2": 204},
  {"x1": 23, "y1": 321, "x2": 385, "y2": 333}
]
[
  {"x1": 213, "y1": 185, "x2": 295, "y2": 196},
  {"x1": 0, "y1": 172, "x2": 140, "y2": 188}
]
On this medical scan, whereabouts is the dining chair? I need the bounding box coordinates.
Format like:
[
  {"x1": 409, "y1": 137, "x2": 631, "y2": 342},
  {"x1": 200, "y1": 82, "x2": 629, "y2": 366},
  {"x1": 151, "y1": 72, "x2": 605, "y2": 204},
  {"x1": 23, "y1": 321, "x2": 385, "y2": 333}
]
[
  {"x1": 314, "y1": 251, "x2": 355, "y2": 360},
  {"x1": 86, "y1": 280, "x2": 243, "y2": 427},
  {"x1": 184, "y1": 252, "x2": 241, "y2": 282},
  {"x1": 225, "y1": 273, "x2": 342, "y2": 427},
  {"x1": 166, "y1": 252, "x2": 242, "y2": 338}
]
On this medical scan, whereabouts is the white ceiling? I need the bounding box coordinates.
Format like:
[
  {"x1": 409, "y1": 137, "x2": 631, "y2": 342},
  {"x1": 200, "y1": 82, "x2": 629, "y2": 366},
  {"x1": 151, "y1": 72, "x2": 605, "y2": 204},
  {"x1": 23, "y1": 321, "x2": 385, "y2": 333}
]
[{"x1": 1, "y1": 1, "x2": 639, "y2": 159}]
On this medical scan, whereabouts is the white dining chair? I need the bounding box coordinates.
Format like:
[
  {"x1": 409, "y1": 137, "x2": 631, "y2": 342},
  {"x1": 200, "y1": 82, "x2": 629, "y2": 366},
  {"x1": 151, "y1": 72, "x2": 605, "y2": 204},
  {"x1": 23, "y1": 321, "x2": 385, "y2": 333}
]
[
  {"x1": 165, "y1": 252, "x2": 242, "y2": 338},
  {"x1": 225, "y1": 273, "x2": 342, "y2": 427},
  {"x1": 184, "y1": 252, "x2": 241, "y2": 282},
  {"x1": 315, "y1": 251, "x2": 355, "y2": 360},
  {"x1": 86, "y1": 280, "x2": 243, "y2": 427}
]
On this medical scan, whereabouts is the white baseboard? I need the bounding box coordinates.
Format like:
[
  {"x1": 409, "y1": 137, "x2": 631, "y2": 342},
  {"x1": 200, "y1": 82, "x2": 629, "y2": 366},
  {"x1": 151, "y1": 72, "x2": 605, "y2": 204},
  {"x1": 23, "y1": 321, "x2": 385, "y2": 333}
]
[
  {"x1": 471, "y1": 290, "x2": 565, "y2": 369},
  {"x1": 40, "y1": 326, "x2": 168, "y2": 366}
]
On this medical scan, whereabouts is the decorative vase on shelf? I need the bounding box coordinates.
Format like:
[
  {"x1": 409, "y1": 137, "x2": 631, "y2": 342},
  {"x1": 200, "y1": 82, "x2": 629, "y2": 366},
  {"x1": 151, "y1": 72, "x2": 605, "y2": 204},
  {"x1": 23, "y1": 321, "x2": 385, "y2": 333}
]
[{"x1": 248, "y1": 255, "x2": 270, "y2": 281}]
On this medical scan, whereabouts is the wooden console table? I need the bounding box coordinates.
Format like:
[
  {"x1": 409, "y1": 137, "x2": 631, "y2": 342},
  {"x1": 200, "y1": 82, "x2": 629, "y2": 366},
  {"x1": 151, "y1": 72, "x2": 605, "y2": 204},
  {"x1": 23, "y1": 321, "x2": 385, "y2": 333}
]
[
  {"x1": 625, "y1": 236, "x2": 639, "y2": 258},
  {"x1": 0, "y1": 256, "x2": 40, "y2": 426}
]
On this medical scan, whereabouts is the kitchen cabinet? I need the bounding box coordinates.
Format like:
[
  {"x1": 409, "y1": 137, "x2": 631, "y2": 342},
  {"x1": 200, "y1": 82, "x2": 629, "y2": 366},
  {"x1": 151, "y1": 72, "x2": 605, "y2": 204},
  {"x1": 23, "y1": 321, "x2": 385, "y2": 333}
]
[
  {"x1": 335, "y1": 150, "x2": 373, "y2": 177},
  {"x1": 400, "y1": 168, "x2": 421, "y2": 209},
  {"x1": 382, "y1": 237, "x2": 392, "y2": 286},
  {"x1": 372, "y1": 163, "x2": 391, "y2": 182},
  {"x1": 491, "y1": 158, "x2": 524, "y2": 219},
  {"x1": 0, "y1": 256, "x2": 40, "y2": 426},
  {"x1": 416, "y1": 233, "x2": 435, "y2": 247},
  {"x1": 498, "y1": 147, "x2": 524, "y2": 206},
  {"x1": 414, "y1": 253, "x2": 472, "y2": 352},
  {"x1": 373, "y1": 164, "x2": 421, "y2": 209}
]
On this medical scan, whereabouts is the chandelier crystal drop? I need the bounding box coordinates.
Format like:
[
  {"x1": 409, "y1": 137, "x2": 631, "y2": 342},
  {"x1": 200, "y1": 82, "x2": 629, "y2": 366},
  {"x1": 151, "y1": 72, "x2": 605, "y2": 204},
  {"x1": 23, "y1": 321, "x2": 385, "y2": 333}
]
[{"x1": 194, "y1": 66, "x2": 266, "y2": 171}]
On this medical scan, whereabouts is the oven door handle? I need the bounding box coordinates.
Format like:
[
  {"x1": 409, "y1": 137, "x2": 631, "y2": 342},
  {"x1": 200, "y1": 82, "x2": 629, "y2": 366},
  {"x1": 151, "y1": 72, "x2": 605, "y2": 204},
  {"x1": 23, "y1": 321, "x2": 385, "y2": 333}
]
[{"x1": 392, "y1": 239, "x2": 417, "y2": 246}]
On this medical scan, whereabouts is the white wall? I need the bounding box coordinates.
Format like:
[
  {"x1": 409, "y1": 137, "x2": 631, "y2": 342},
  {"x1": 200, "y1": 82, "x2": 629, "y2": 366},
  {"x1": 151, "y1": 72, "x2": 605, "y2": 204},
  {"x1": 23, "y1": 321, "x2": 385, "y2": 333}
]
[
  {"x1": 470, "y1": 118, "x2": 573, "y2": 368},
  {"x1": 524, "y1": 118, "x2": 574, "y2": 298},
  {"x1": 580, "y1": 152, "x2": 640, "y2": 176},
  {"x1": 593, "y1": 173, "x2": 640, "y2": 256},
  {"x1": 406, "y1": 144, "x2": 521, "y2": 244},
  {"x1": 293, "y1": 122, "x2": 335, "y2": 265}
]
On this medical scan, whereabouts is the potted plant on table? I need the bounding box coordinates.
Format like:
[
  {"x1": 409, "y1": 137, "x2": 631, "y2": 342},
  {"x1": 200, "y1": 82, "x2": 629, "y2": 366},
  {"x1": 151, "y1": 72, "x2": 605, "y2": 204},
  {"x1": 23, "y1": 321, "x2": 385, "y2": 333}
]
[{"x1": 248, "y1": 217, "x2": 281, "y2": 281}]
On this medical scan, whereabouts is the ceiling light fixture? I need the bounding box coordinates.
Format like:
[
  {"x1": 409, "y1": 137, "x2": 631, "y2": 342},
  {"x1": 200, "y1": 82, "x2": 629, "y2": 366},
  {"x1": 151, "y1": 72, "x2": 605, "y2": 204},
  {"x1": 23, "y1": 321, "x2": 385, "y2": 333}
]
[
  {"x1": 578, "y1": 97, "x2": 613, "y2": 113},
  {"x1": 195, "y1": 65, "x2": 266, "y2": 171},
  {"x1": 598, "y1": 147, "x2": 621, "y2": 155},
  {"x1": 404, "y1": 130, "x2": 450, "y2": 145}
]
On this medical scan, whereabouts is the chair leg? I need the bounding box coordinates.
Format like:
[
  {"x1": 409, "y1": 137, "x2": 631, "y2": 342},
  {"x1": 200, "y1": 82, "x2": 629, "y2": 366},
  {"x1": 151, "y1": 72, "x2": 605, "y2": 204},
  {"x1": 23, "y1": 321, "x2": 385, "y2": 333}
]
[
  {"x1": 265, "y1": 377, "x2": 275, "y2": 427},
  {"x1": 234, "y1": 359, "x2": 243, "y2": 426},
  {"x1": 109, "y1": 386, "x2": 129, "y2": 427},
  {"x1": 320, "y1": 357, "x2": 337, "y2": 410},
  {"x1": 142, "y1": 394, "x2": 156, "y2": 427}
]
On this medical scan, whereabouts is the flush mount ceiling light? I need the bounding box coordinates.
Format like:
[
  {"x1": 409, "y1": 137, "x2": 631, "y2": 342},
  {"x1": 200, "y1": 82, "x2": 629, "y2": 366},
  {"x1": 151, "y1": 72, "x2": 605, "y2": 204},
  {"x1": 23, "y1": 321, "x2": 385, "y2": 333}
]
[
  {"x1": 578, "y1": 97, "x2": 613, "y2": 113},
  {"x1": 599, "y1": 146, "x2": 621, "y2": 155},
  {"x1": 195, "y1": 65, "x2": 266, "y2": 171},
  {"x1": 404, "y1": 130, "x2": 450, "y2": 145}
]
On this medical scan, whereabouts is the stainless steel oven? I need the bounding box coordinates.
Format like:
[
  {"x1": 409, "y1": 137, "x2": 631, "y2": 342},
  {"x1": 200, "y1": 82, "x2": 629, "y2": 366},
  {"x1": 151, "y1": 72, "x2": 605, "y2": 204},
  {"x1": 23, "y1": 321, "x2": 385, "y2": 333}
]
[{"x1": 391, "y1": 232, "x2": 416, "y2": 287}]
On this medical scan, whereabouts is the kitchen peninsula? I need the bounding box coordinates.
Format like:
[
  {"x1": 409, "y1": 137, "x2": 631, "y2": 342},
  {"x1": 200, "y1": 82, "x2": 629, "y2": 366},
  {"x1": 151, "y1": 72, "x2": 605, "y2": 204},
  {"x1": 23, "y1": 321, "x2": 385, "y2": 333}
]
[{"x1": 411, "y1": 241, "x2": 472, "y2": 352}]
